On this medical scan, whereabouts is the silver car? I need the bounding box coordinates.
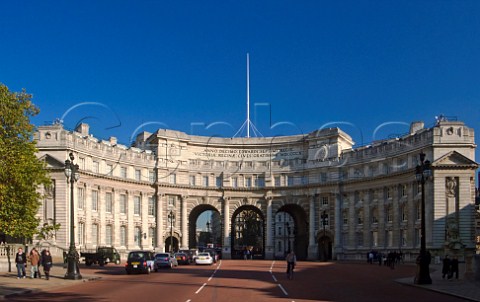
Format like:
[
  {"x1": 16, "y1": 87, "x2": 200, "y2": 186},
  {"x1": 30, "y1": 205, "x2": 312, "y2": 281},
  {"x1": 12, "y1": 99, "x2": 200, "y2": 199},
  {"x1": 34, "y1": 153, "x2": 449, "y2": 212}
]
[{"x1": 154, "y1": 253, "x2": 178, "y2": 270}]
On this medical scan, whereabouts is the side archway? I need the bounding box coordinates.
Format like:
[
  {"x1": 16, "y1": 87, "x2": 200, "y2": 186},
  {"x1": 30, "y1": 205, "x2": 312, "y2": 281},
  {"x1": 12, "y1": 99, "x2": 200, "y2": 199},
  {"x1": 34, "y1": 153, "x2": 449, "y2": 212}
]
[
  {"x1": 276, "y1": 204, "x2": 309, "y2": 260},
  {"x1": 188, "y1": 204, "x2": 221, "y2": 249}
]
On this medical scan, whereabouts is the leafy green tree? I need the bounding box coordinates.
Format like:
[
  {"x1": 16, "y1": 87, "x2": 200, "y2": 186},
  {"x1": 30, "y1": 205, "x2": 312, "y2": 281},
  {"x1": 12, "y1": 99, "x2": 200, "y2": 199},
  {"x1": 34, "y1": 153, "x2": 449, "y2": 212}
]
[{"x1": 0, "y1": 83, "x2": 51, "y2": 240}]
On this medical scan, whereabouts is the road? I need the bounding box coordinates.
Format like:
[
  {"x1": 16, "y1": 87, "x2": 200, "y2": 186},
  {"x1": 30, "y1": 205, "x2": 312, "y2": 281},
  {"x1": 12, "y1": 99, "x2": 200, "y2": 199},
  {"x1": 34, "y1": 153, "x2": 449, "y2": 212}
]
[{"x1": 5, "y1": 260, "x2": 466, "y2": 302}]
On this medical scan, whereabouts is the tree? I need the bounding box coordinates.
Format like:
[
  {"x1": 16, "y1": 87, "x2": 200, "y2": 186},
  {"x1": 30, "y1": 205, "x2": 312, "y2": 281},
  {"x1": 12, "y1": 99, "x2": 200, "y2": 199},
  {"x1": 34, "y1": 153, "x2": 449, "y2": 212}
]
[{"x1": 0, "y1": 83, "x2": 51, "y2": 240}]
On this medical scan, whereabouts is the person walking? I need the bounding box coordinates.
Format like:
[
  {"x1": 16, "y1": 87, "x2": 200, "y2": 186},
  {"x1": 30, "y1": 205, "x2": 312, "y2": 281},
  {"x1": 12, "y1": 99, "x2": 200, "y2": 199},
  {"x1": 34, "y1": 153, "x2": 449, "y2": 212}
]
[
  {"x1": 450, "y1": 256, "x2": 459, "y2": 280},
  {"x1": 41, "y1": 250, "x2": 53, "y2": 280},
  {"x1": 15, "y1": 247, "x2": 27, "y2": 279},
  {"x1": 29, "y1": 248, "x2": 41, "y2": 279},
  {"x1": 286, "y1": 250, "x2": 297, "y2": 279},
  {"x1": 442, "y1": 255, "x2": 451, "y2": 279}
]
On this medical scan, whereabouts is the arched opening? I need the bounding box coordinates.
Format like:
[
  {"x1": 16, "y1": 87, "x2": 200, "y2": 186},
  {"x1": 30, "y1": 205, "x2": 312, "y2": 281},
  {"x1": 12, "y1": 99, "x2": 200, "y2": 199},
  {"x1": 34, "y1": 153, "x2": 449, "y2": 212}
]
[
  {"x1": 188, "y1": 204, "x2": 221, "y2": 250},
  {"x1": 317, "y1": 235, "x2": 333, "y2": 261},
  {"x1": 165, "y1": 236, "x2": 179, "y2": 253},
  {"x1": 276, "y1": 204, "x2": 309, "y2": 260},
  {"x1": 231, "y1": 205, "x2": 265, "y2": 259}
]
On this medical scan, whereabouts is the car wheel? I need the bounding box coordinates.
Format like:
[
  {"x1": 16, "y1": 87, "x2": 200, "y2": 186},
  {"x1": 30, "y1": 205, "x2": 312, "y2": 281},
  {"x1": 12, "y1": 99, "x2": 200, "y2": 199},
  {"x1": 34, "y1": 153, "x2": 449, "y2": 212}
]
[{"x1": 115, "y1": 259, "x2": 120, "y2": 265}]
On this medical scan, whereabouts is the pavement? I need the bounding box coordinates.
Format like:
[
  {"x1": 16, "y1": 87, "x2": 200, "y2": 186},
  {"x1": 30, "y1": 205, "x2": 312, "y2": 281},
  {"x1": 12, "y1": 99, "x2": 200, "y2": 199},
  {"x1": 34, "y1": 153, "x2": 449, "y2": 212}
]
[
  {"x1": 0, "y1": 260, "x2": 100, "y2": 301},
  {"x1": 0, "y1": 260, "x2": 479, "y2": 301}
]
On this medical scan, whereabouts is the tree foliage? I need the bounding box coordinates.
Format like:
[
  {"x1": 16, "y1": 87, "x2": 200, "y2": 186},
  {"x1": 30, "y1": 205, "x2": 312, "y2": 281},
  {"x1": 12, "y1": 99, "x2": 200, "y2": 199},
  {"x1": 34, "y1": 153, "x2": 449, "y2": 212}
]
[{"x1": 0, "y1": 83, "x2": 51, "y2": 240}]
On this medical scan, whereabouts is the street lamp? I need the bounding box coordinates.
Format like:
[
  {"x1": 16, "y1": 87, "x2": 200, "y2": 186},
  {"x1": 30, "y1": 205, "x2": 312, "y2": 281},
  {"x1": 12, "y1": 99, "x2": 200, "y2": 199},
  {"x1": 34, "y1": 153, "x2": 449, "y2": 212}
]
[
  {"x1": 206, "y1": 221, "x2": 211, "y2": 246},
  {"x1": 414, "y1": 152, "x2": 432, "y2": 285},
  {"x1": 64, "y1": 152, "x2": 82, "y2": 280},
  {"x1": 168, "y1": 210, "x2": 175, "y2": 253},
  {"x1": 321, "y1": 210, "x2": 328, "y2": 262}
]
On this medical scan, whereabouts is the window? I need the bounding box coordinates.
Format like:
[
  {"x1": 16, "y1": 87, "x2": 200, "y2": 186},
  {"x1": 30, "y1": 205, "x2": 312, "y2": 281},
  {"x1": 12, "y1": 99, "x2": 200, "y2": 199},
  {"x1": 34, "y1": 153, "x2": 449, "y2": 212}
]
[
  {"x1": 357, "y1": 209, "x2": 363, "y2": 225},
  {"x1": 384, "y1": 187, "x2": 391, "y2": 199},
  {"x1": 189, "y1": 175, "x2": 196, "y2": 186},
  {"x1": 386, "y1": 230, "x2": 393, "y2": 247},
  {"x1": 203, "y1": 176, "x2": 209, "y2": 187},
  {"x1": 149, "y1": 227, "x2": 156, "y2": 247},
  {"x1": 386, "y1": 206, "x2": 393, "y2": 222},
  {"x1": 120, "y1": 226, "x2": 127, "y2": 246},
  {"x1": 92, "y1": 190, "x2": 98, "y2": 211},
  {"x1": 169, "y1": 173, "x2": 176, "y2": 184},
  {"x1": 401, "y1": 204, "x2": 408, "y2": 221},
  {"x1": 120, "y1": 194, "x2": 127, "y2": 214},
  {"x1": 216, "y1": 176, "x2": 223, "y2": 188},
  {"x1": 256, "y1": 176, "x2": 265, "y2": 188},
  {"x1": 78, "y1": 222, "x2": 85, "y2": 246},
  {"x1": 135, "y1": 169, "x2": 141, "y2": 181},
  {"x1": 92, "y1": 224, "x2": 98, "y2": 246},
  {"x1": 415, "y1": 229, "x2": 421, "y2": 247},
  {"x1": 77, "y1": 187, "x2": 85, "y2": 210},
  {"x1": 134, "y1": 196, "x2": 141, "y2": 215},
  {"x1": 342, "y1": 210, "x2": 349, "y2": 225},
  {"x1": 105, "y1": 192, "x2": 113, "y2": 213},
  {"x1": 301, "y1": 176, "x2": 308, "y2": 185},
  {"x1": 92, "y1": 161, "x2": 99, "y2": 173},
  {"x1": 372, "y1": 231, "x2": 378, "y2": 247},
  {"x1": 232, "y1": 177, "x2": 238, "y2": 188},
  {"x1": 357, "y1": 232, "x2": 364, "y2": 247},
  {"x1": 287, "y1": 175, "x2": 293, "y2": 186},
  {"x1": 320, "y1": 172, "x2": 327, "y2": 182},
  {"x1": 120, "y1": 167, "x2": 127, "y2": 178},
  {"x1": 245, "y1": 177, "x2": 252, "y2": 188},
  {"x1": 400, "y1": 229, "x2": 407, "y2": 247},
  {"x1": 321, "y1": 196, "x2": 329, "y2": 207},
  {"x1": 106, "y1": 164, "x2": 113, "y2": 176},
  {"x1": 134, "y1": 226, "x2": 141, "y2": 246},
  {"x1": 401, "y1": 184, "x2": 407, "y2": 197},
  {"x1": 79, "y1": 157, "x2": 85, "y2": 170},
  {"x1": 274, "y1": 176, "x2": 281, "y2": 187},
  {"x1": 105, "y1": 225, "x2": 112, "y2": 246},
  {"x1": 371, "y1": 207, "x2": 378, "y2": 224},
  {"x1": 149, "y1": 170, "x2": 155, "y2": 183},
  {"x1": 168, "y1": 196, "x2": 176, "y2": 208},
  {"x1": 148, "y1": 197, "x2": 155, "y2": 216}
]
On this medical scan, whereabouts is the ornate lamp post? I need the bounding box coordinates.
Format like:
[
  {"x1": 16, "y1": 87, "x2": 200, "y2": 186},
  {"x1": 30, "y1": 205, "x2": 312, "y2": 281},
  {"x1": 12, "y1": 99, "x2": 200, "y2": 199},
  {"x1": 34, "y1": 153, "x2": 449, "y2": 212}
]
[
  {"x1": 206, "y1": 221, "x2": 211, "y2": 246},
  {"x1": 321, "y1": 210, "x2": 328, "y2": 262},
  {"x1": 168, "y1": 210, "x2": 175, "y2": 253},
  {"x1": 64, "y1": 152, "x2": 82, "y2": 280},
  {"x1": 414, "y1": 152, "x2": 432, "y2": 284}
]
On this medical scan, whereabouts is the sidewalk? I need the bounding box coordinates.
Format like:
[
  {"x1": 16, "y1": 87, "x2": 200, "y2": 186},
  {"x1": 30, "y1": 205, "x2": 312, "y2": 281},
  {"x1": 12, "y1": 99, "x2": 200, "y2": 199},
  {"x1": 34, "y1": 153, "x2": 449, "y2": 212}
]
[
  {"x1": 396, "y1": 262, "x2": 480, "y2": 301},
  {"x1": 0, "y1": 261, "x2": 100, "y2": 300}
]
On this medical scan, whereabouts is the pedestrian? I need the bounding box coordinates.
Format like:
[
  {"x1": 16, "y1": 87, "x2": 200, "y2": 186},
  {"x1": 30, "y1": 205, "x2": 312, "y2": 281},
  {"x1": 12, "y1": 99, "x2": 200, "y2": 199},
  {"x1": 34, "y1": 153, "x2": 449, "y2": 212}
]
[
  {"x1": 29, "y1": 248, "x2": 41, "y2": 279},
  {"x1": 41, "y1": 250, "x2": 53, "y2": 280},
  {"x1": 285, "y1": 250, "x2": 296, "y2": 279},
  {"x1": 15, "y1": 247, "x2": 27, "y2": 279},
  {"x1": 450, "y1": 256, "x2": 459, "y2": 280},
  {"x1": 442, "y1": 255, "x2": 451, "y2": 279}
]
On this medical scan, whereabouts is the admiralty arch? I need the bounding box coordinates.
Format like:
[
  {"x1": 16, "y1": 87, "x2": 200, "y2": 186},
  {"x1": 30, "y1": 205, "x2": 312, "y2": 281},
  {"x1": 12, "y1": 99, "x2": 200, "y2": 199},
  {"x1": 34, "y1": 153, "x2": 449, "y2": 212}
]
[{"x1": 34, "y1": 119, "x2": 477, "y2": 267}]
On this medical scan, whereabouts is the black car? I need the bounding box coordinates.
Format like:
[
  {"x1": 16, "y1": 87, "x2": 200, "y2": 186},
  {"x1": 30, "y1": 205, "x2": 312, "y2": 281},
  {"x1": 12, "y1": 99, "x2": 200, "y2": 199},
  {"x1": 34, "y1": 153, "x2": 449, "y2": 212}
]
[
  {"x1": 174, "y1": 252, "x2": 190, "y2": 265},
  {"x1": 125, "y1": 251, "x2": 155, "y2": 274}
]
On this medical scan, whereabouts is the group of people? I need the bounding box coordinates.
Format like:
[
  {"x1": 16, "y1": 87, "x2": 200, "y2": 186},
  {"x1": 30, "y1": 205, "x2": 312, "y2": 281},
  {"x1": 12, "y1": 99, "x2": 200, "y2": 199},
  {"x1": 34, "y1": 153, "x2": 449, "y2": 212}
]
[
  {"x1": 367, "y1": 250, "x2": 403, "y2": 269},
  {"x1": 14, "y1": 247, "x2": 53, "y2": 280},
  {"x1": 442, "y1": 255, "x2": 459, "y2": 280}
]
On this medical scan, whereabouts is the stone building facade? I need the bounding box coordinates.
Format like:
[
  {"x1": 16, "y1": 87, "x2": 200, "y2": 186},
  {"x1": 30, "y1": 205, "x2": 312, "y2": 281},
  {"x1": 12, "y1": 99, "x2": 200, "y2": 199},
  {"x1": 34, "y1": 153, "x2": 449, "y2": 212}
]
[{"x1": 34, "y1": 119, "x2": 477, "y2": 267}]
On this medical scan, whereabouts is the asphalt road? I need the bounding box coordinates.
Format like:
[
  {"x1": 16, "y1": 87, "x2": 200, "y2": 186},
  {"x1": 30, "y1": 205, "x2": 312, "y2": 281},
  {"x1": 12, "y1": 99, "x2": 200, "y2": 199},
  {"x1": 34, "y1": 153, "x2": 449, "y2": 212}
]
[{"x1": 4, "y1": 260, "x2": 468, "y2": 302}]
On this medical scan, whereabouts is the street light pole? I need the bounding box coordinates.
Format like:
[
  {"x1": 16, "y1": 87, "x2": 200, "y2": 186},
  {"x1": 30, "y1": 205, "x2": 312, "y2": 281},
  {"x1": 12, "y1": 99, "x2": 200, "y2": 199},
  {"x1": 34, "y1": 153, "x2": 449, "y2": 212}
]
[
  {"x1": 206, "y1": 221, "x2": 211, "y2": 246},
  {"x1": 414, "y1": 152, "x2": 432, "y2": 285},
  {"x1": 321, "y1": 210, "x2": 328, "y2": 262},
  {"x1": 64, "y1": 152, "x2": 82, "y2": 280}
]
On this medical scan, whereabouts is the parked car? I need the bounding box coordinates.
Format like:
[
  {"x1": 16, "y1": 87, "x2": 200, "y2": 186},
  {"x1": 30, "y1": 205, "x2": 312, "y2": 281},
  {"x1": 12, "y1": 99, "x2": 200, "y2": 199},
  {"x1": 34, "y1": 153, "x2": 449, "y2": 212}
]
[
  {"x1": 178, "y1": 249, "x2": 198, "y2": 263},
  {"x1": 174, "y1": 252, "x2": 190, "y2": 265},
  {"x1": 204, "y1": 249, "x2": 219, "y2": 263},
  {"x1": 195, "y1": 252, "x2": 214, "y2": 265},
  {"x1": 154, "y1": 253, "x2": 178, "y2": 270},
  {"x1": 125, "y1": 251, "x2": 155, "y2": 274},
  {"x1": 81, "y1": 246, "x2": 121, "y2": 266}
]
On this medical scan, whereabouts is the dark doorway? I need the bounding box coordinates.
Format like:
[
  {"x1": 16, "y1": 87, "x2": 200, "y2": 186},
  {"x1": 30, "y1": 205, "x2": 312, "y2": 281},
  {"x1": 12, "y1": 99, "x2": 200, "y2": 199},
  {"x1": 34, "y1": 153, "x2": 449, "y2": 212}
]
[{"x1": 231, "y1": 206, "x2": 265, "y2": 259}]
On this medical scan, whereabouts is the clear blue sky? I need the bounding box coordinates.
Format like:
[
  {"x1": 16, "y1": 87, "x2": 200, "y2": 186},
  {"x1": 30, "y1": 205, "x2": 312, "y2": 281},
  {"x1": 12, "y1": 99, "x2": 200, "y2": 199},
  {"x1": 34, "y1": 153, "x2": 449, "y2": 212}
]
[{"x1": 1, "y1": 1, "x2": 479, "y2": 166}]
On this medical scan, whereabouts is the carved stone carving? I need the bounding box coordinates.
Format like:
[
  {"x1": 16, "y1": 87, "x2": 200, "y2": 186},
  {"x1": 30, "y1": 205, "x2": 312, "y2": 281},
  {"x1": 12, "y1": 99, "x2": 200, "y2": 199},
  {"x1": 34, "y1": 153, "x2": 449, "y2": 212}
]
[{"x1": 446, "y1": 177, "x2": 457, "y2": 198}]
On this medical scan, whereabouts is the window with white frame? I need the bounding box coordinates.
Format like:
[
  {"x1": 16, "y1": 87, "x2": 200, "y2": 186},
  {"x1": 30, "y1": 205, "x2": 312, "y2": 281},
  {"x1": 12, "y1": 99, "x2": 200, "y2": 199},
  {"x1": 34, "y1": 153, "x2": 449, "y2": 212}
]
[
  {"x1": 134, "y1": 226, "x2": 141, "y2": 246},
  {"x1": 321, "y1": 196, "x2": 329, "y2": 207},
  {"x1": 274, "y1": 176, "x2": 281, "y2": 186},
  {"x1": 120, "y1": 166, "x2": 127, "y2": 178},
  {"x1": 386, "y1": 205, "x2": 393, "y2": 222},
  {"x1": 149, "y1": 170, "x2": 155, "y2": 183},
  {"x1": 77, "y1": 187, "x2": 85, "y2": 209},
  {"x1": 106, "y1": 164, "x2": 113, "y2": 176},
  {"x1": 203, "y1": 176, "x2": 209, "y2": 187},
  {"x1": 135, "y1": 169, "x2": 141, "y2": 181},
  {"x1": 168, "y1": 196, "x2": 176, "y2": 208},
  {"x1": 120, "y1": 226, "x2": 126, "y2": 246},
  {"x1": 92, "y1": 223, "x2": 99, "y2": 246},
  {"x1": 148, "y1": 197, "x2": 155, "y2": 216},
  {"x1": 105, "y1": 192, "x2": 113, "y2": 213},
  {"x1": 189, "y1": 175, "x2": 196, "y2": 186},
  {"x1": 401, "y1": 204, "x2": 408, "y2": 221},
  {"x1": 232, "y1": 177, "x2": 238, "y2": 188},
  {"x1": 169, "y1": 173, "x2": 176, "y2": 184},
  {"x1": 92, "y1": 190, "x2": 98, "y2": 211},
  {"x1": 120, "y1": 194, "x2": 127, "y2": 214},
  {"x1": 92, "y1": 161, "x2": 99, "y2": 173},
  {"x1": 105, "y1": 225, "x2": 112, "y2": 246},
  {"x1": 134, "y1": 196, "x2": 141, "y2": 215},
  {"x1": 78, "y1": 222, "x2": 85, "y2": 246}
]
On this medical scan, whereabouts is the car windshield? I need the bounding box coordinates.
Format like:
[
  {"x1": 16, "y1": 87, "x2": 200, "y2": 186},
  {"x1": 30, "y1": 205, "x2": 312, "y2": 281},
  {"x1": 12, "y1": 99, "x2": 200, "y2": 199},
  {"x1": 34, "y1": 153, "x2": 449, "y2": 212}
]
[
  {"x1": 155, "y1": 253, "x2": 169, "y2": 258},
  {"x1": 198, "y1": 253, "x2": 210, "y2": 256}
]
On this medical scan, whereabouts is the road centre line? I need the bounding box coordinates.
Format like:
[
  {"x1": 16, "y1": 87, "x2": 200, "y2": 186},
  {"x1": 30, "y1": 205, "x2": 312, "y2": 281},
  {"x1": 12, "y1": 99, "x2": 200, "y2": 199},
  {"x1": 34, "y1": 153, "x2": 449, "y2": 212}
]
[
  {"x1": 278, "y1": 284, "x2": 288, "y2": 296},
  {"x1": 195, "y1": 283, "x2": 207, "y2": 294}
]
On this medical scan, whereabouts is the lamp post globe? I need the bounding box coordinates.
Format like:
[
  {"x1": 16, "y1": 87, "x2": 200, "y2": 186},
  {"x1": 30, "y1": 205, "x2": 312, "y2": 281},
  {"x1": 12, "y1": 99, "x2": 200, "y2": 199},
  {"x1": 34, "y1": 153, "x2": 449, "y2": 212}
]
[
  {"x1": 414, "y1": 152, "x2": 432, "y2": 285},
  {"x1": 64, "y1": 153, "x2": 82, "y2": 280}
]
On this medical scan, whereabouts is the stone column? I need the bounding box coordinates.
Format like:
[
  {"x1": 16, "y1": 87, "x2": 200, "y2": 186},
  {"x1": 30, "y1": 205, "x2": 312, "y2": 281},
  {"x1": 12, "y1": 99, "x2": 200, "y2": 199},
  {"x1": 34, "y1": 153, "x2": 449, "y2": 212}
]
[
  {"x1": 127, "y1": 191, "x2": 134, "y2": 250},
  {"x1": 265, "y1": 197, "x2": 274, "y2": 260},
  {"x1": 84, "y1": 184, "x2": 92, "y2": 249},
  {"x1": 141, "y1": 193, "x2": 149, "y2": 250},
  {"x1": 222, "y1": 197, "x2": 231, "y2": 259},
  {"x1": 307, "y1": 195, "x2": 317, "y2": 260},
  {"x1": 334, "y1": 193, "x2": 342, "y2": 259},
  {"x1": 181, "y1": 195, "x2": 188, "y2": 249},
  {"x1": 156, "y1": 193, "x2": 164, "y2": 252}
]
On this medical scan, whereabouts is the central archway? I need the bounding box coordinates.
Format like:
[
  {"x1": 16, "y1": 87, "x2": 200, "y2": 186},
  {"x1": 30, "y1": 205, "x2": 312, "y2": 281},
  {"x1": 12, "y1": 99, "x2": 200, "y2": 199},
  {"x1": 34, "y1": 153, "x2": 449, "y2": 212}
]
[
  {"x1": 188, "y1": 204, "x2": 221, "y2": 249},
  {"x1": 231, "y1": 205, "x2": 265, "y2": 259}
]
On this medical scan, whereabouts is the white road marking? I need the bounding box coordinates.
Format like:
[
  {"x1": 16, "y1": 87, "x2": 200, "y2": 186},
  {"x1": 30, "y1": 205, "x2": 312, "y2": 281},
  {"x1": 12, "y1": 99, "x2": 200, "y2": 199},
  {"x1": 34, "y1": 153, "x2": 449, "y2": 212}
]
[
  {"x1": 195, "y1": 283, "x2": 207, "y2": 294},
  {"x1": 278, "y1": 284, "x2": 288, "y2": 296}
]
